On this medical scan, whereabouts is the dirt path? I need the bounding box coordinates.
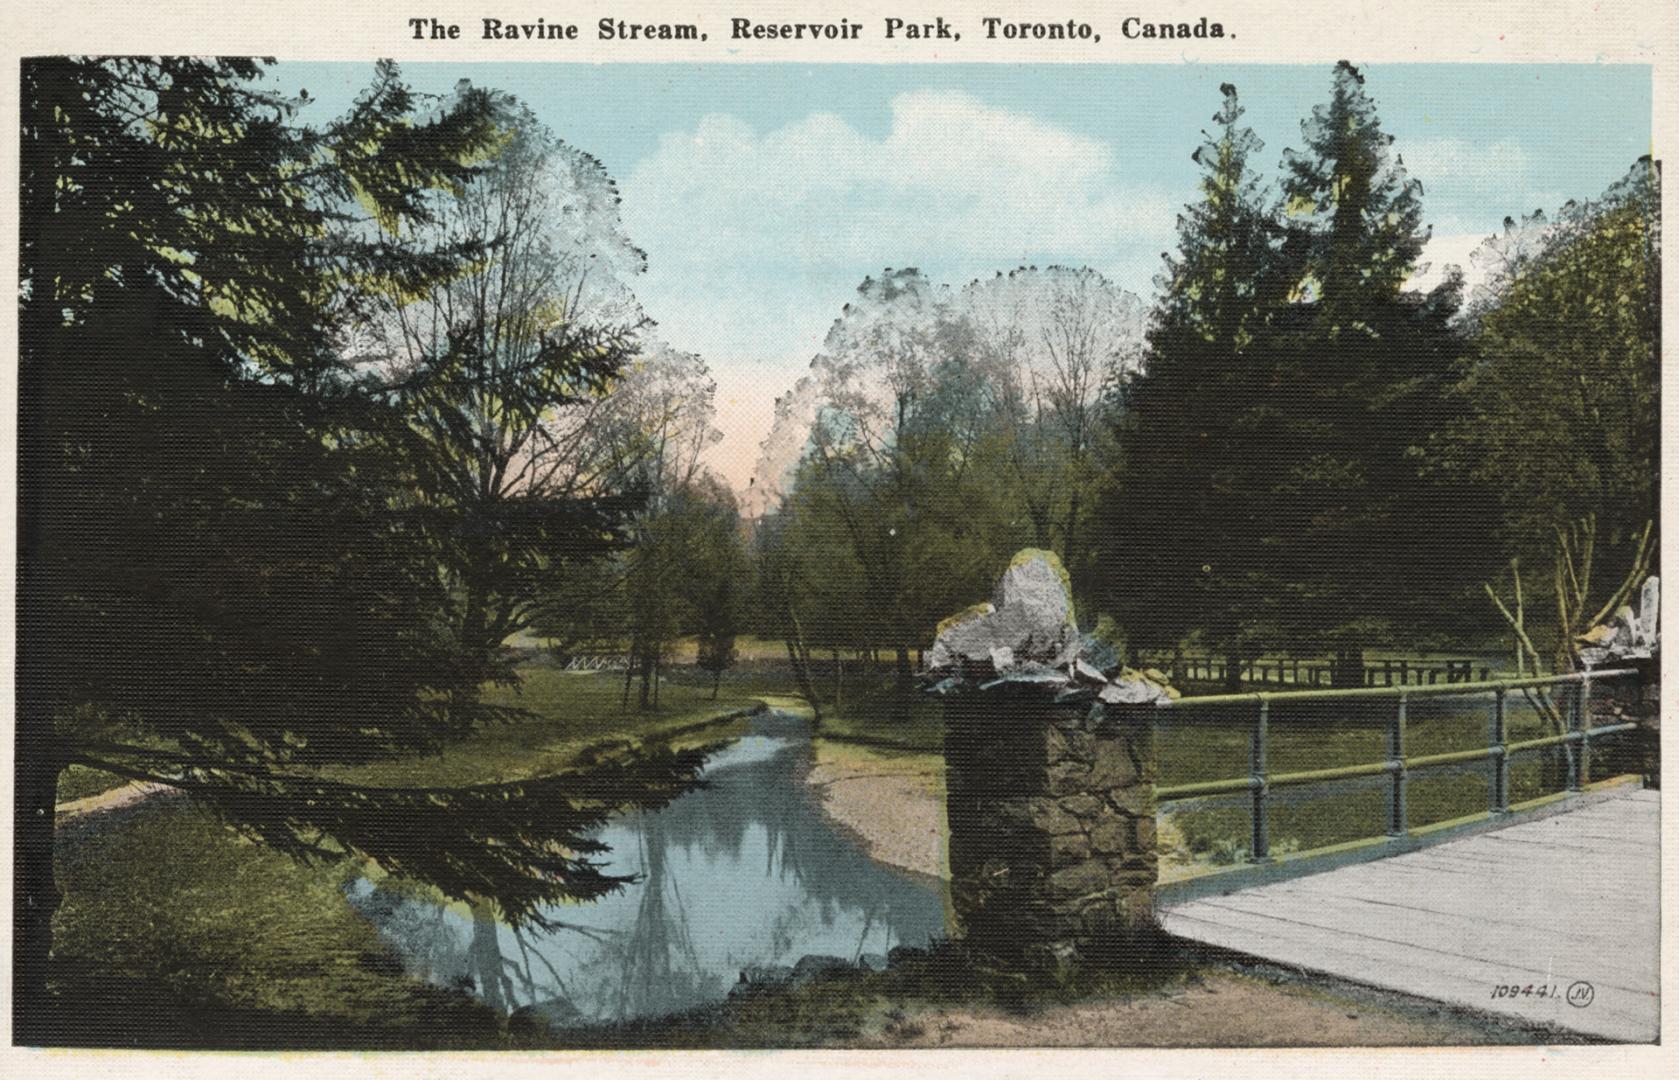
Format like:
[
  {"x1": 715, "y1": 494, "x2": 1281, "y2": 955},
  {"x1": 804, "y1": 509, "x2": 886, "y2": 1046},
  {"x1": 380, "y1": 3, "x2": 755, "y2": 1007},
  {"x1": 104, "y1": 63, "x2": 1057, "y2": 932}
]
[
  {"x1": 55, "y1": 781, "x2": 175, "y2": 821},
  {"x1": 838, "y1": 967, "x2": 1567, "y2": 1047}
]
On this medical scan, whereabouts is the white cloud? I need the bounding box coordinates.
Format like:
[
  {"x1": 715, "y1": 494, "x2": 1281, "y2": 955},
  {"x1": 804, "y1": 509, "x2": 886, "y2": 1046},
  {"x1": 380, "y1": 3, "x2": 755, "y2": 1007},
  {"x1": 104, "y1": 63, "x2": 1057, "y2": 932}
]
[
  {"x1": 1399, "y1": 137, "x2": 1564, "y2": 296},
  {"x1": 1401, "y1": 136, "x2": 1531, "y2": 185},
  {"x1": 621, "y1": 91, "x2": 1174, "y2": 364},
  {"x1": 1409, "y1": 230, "x2": 1492, "y2": 293}
]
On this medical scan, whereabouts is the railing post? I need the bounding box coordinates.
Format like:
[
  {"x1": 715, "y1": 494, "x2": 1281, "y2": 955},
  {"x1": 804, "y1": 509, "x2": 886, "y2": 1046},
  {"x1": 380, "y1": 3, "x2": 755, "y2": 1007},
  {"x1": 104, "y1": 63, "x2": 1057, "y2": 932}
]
[
  {"x1": 1566, "y1": 679, "x2": 1583, "y2": 793},
  {"x1": 1489, "y1": 688, "x2": 1510, "y2": 814},
  {"x1": 1388, "y1": 693, "x2": 1408, "y2": 837},
  {"x1": 1251, "y1": 698, "x2": 1270, "y2": 862},
  {"x1": 1578, "y1": 674, "x2": 1593, "y2": 788}
]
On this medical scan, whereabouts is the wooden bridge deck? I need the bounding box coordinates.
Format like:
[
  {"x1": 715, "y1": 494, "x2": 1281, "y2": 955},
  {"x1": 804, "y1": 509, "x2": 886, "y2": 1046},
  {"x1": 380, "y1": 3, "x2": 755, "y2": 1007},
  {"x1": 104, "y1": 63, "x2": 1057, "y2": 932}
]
[{"x1": 1160, "y1": 788, "x2": 1660, "y2": 1042}]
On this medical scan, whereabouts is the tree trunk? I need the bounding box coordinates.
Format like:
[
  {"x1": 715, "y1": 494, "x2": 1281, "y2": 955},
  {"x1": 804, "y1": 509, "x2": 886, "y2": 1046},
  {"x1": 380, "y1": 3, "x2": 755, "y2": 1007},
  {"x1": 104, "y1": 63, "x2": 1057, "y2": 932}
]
[
  {"x1": 892, "y1": 645, "x2": 914, "y2": 722},
  {"x1": 1223, "y1": 648, "x2": 1244, "y2": 694},
  {"x1": 711, "y1": 669, "x2": 721, "y2": 700},
  {"x1": 832, "y1": 648, "x2": 842, "y2": 706},
  {"x1": 784, "y1": 639, "x2": 822, "y2": 721},
  {"x1": 1333, "y1": 647, "x2": 1365, "y2": 689},
  {"x1": 14, "y1": 734, "x2": 66, "y2": 1044},
  {"x1": 638, "y1": 643, "x2": 655, "y2": 710}
]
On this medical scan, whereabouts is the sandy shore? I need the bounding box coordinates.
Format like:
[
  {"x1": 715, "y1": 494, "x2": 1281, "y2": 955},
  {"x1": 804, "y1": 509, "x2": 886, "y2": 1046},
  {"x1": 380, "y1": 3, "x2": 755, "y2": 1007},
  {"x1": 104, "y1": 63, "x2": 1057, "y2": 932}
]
[{"x1": 803, "y1": 740, "x2": 946, "y2": 880}]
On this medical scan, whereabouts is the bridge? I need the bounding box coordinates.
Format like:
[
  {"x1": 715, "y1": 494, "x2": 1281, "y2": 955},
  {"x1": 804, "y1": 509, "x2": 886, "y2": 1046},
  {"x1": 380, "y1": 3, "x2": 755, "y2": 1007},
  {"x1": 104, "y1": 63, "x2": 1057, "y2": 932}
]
[{"x1": 1149, "y1": 669, "x2": 1659, "y2": 1042}]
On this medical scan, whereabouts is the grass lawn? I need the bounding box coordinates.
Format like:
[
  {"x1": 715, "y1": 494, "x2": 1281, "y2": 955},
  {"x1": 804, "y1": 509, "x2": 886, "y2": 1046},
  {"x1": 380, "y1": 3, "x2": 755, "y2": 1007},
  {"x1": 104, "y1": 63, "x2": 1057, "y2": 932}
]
[
  {"x1": 44, "y1": 664, "x2": 797, "y2": 1048},
  {"x1": 50, "y1": 798, "x2": 503, "y2": 1048},
  {"x1": 319, "y1": 667, "x2": 775, "y2": 788},
  {"x1": 56, "y1": 763, "x2": 131, "y2": 803}
]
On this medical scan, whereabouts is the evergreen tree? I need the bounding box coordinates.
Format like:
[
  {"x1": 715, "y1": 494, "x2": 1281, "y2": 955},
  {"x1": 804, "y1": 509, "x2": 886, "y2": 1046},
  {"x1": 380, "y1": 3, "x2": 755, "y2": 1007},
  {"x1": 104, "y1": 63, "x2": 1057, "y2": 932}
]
[
  {"x1": 1099, "y1": 84, "x2": 1286, "y2": 675},
  {"x1": 1260, "y1": 61, "x2": 1485, "y2": 674},
  {"x1": 16, "y1": 58, "x2": 707, "y2": 1039},
  {"x1": 1101, "y1": 70, "x2": 1486, "y2": 682},
  {"x1": 1281, "y1": 60, "x2": 1429, "y2": 323}
]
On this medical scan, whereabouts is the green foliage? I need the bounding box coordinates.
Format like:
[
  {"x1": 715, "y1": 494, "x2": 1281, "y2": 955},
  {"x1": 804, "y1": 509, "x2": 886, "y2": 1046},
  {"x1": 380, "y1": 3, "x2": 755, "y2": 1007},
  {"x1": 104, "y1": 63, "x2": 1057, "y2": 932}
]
[
  {"x1": 1102, "y1": 83, "x2": 1288, "y2": 655},
  {"x1": 752, "y1": 263, "x2": 1140, "y2": 688},
  {"x1": 19, "y1": 57, "x2": 508, "y2": 763},
  {"x1": 961, "y1": 266, "x2": 1144, "y2": 594},
  {"x1": 1280, "y1": 61, "x2": 1428, "y2": 320},
  {"x1": 1105, "y1": 72, "x2": 1490, "y2": 669},
  {"x1": 360, "y1": 97, "x2": 653, "y2": 684},
  {"x1": 16, "y1": 60, "x2": 714, "y2": 1027},
  {"x1": 623, "y1": 477, "x2": 750, "y2": 704},
  {"x1": 1439, "y1": 161, "x2": 1660, "y2": 557}
]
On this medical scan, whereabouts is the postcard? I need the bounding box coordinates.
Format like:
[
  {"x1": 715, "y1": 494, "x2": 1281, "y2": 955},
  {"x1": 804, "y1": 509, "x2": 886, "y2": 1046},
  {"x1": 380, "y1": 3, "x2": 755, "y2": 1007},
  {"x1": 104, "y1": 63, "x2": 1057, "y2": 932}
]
[{"x1": 3, "y1": 1, "x2": 1674, "y2": 1075}]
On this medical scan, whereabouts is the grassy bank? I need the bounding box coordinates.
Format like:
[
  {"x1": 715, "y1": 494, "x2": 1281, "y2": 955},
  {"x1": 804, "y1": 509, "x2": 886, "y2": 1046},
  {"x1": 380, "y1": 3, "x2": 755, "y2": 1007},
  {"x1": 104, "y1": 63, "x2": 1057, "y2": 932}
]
[
  {"x1": 56, "y1": 764, "x2": 130, "y2": 803},
  {"x1": 320, "y1": 666, "x2": 774, "y2": 788},
  {"x1": 806, "y1": 671, "x2": 942, "y2": 751},
  {"x1": 51, "y1": 798, "x2": 503, "y2": 1048},
  {"x1": 45, "y1": 666, "x2": 792, "y2": 1048},
  {"x1": 53, "y1": 668, "x2": 774, "y2": 806}
]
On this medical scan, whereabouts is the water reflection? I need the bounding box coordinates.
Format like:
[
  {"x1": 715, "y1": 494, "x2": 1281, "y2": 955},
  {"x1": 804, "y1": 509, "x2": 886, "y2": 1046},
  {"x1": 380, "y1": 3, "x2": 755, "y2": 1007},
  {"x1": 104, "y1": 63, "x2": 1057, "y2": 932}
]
[{"x1": 346, "y1": 711, "x2": 948, "y2": 1024}]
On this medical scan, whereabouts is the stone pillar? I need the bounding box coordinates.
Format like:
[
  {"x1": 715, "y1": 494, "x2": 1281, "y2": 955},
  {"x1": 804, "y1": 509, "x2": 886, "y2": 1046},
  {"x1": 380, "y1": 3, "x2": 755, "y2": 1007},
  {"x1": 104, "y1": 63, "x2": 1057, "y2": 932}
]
[
  {"x1": 1587, "y1": 655, "x2": 1660, "y2": 789},
  {"x1": 942, "y1": 681, "x2": 1158, "y2": 972}
]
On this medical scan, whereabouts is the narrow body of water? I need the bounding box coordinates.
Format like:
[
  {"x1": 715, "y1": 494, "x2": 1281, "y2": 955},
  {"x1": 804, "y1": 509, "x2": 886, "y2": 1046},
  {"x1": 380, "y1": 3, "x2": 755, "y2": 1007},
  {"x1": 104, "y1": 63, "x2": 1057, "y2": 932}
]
[{"x1": 346, "y1": 710, "x2": 948, "y2": 1026}]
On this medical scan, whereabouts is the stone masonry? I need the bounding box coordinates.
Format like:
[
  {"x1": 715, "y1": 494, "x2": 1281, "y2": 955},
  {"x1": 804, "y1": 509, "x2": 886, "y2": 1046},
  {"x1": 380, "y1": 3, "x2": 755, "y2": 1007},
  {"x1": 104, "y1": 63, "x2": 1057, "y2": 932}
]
[
  {"x1": 1586, "y1": 653, "x2": 1660, "y2": 789},
  {"x1": 1581, "y1": 575, "x2": 1659, "y2": 789},
  {"x1": 927, "y1": 550, "x2": 1167, "y2": 971}
]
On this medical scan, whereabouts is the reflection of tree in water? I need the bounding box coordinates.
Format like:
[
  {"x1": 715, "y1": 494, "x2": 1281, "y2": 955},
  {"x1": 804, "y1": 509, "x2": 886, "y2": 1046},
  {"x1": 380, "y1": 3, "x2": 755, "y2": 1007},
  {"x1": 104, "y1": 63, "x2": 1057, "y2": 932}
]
[
  {"x1": 609, "y1": 811, "x2": 723, "y2": 1019},
  {"x1": 468, "y1": 902, "x2": 616, "y2": 1022},
  {"x1": 664, "y1": 732, "x2": 938, "y2": 958},
  {"x1": 349, "y1": 885, "x2": 466, "y2": 988},
  {"x1": 350, "y1": 719, "x2": 946, "y2": 1022}
]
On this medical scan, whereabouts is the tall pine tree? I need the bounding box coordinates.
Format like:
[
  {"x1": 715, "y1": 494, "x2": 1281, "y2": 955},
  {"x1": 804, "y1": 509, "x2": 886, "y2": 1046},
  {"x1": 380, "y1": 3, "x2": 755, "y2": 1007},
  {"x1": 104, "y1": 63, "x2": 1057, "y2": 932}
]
[
  {"x1": 1281, "y1": 60, "x2": 1429, "y2": 325},
  {"x1": 1260, "y1": 61, "x2": 1484, "y2": 677},
  {"x1": 1101, "y1": 84, "x2": 1287, "y2": 679},
  {"x1": 1101, "y1": 68, "x2": 1487, "y2": 684}
]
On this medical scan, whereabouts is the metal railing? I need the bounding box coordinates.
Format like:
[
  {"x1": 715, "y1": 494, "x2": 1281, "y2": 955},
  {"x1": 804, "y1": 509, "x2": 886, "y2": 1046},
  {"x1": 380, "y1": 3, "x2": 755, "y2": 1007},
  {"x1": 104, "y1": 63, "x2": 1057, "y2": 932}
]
[
  {"x1": 1152, "y1": 668, "x2": 1641, "y2": 863},
  {"x1": 1145, "y1": 653, "x2": 1491, "y2": 689}
]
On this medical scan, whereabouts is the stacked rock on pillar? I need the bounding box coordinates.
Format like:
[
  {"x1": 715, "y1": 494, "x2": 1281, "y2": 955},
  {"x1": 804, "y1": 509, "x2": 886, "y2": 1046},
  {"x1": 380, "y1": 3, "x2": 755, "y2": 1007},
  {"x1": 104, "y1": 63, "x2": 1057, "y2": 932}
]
[
  {"x1": 1579, "y1": 575, "x2": 1660, "y2": 789},
  {"x1": 1585, "y1": 654, "x2": 1660, "y2": 789},
  {"x1": 927, "y1": 549, "x2": 1170, "y2": 972}
]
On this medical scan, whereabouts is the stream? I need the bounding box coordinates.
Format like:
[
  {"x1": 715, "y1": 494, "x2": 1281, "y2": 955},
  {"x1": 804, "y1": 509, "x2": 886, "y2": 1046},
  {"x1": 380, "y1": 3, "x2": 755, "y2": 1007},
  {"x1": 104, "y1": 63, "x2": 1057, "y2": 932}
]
[{"x1": 345, "y1": 709, "x2": 949, "y2": 1026}]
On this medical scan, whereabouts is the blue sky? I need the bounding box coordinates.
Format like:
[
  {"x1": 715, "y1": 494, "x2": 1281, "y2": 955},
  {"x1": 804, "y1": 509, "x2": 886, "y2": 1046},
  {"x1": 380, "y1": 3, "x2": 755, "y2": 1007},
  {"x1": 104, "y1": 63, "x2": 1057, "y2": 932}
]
[{"x1": 270, "y1": 62, "x2": 1651, "y2": 483}]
